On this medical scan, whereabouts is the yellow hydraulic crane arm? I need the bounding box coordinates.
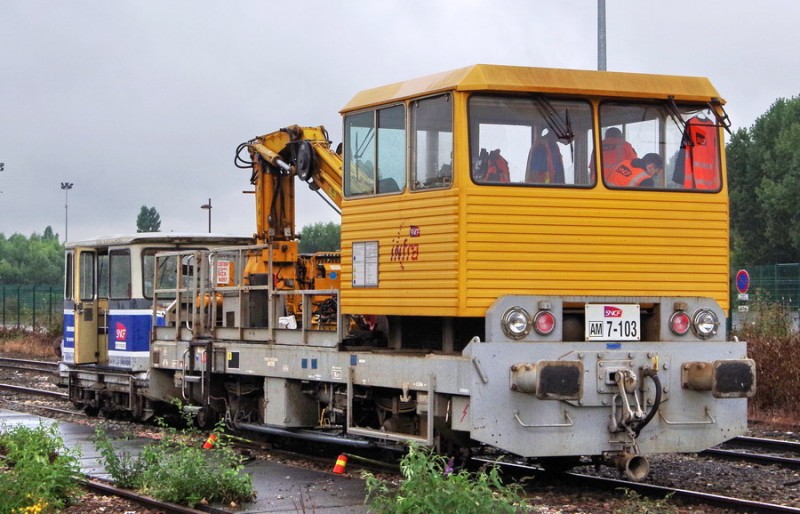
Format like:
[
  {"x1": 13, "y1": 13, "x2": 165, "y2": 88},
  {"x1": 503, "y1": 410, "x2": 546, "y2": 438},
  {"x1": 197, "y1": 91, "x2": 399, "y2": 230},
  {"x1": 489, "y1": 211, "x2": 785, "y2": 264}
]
[{"x1": 240, "y1": 125, "x2": 343, "y2": 243}]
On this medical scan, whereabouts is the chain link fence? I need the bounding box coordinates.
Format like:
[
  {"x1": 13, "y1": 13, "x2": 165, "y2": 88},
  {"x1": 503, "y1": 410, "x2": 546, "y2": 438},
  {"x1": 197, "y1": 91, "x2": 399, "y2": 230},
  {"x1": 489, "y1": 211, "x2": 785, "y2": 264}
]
[
  {"x1": 732, "y1": 263, "x2": 800, "y2": 332},
  {"x1": 0, "y1": 285, "x2": 62, "y2": 330}
]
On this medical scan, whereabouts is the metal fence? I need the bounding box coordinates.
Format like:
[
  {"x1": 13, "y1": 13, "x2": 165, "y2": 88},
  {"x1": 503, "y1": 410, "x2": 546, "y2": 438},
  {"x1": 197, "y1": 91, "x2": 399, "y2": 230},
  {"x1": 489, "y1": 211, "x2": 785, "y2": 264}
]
[
  {"x1": 0, "y1": 285, "x2": 62, "y2": 329},
  {"x1": 731, "y1": 263, "x2": 800, "y2": 332},
  {"x1": 745, "y1": 263, "x2": 800, "y2": 307}
]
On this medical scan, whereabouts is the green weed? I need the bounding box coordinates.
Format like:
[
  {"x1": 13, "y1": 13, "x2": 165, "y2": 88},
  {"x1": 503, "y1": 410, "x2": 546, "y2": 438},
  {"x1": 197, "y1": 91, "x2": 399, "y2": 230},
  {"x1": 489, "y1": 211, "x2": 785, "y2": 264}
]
[
  {"x1": 363, "y1": 443, "x2": 530, "y2": 513},
  {"x1": 94, "y1": 415, "x2": 254, "y2": 508},
  {"x1": 615, "y1": 488, "x2": 677, "y2": 514},
  {"x1": 0, "y1": 422, "x2": 82, "y2": 514}
]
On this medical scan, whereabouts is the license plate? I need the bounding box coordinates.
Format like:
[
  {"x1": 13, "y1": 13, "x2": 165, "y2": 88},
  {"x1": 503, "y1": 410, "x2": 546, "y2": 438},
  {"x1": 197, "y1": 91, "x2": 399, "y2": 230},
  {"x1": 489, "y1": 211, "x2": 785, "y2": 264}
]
[{"x1": 585, "y1": 304, "x2": 640, "y2": 341}]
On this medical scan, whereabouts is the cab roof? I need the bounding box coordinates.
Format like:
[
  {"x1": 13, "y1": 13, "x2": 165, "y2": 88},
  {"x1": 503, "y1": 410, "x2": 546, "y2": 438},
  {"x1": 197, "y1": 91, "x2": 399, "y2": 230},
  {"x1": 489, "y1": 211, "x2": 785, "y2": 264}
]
[
  {"x1": 341, "y1": 64, "x2": 723, "y2": 113},
  {"x1": 65, "y1": 232, "x2": 253, "y2": 249}
]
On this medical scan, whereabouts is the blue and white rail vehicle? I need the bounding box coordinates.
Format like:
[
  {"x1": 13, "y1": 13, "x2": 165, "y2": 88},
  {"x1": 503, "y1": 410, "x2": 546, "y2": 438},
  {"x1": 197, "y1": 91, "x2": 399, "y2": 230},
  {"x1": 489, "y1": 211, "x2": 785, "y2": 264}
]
[{"x1": 59, "y1": 233, "x2": 251, "y2": 419}]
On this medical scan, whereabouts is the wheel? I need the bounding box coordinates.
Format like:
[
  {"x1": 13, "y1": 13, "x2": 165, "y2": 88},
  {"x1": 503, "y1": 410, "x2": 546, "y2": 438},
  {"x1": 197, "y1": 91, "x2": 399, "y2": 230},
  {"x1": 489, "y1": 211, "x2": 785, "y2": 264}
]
[{"x1": 195, "y1": 407, "x2": 217, "y2": 430}]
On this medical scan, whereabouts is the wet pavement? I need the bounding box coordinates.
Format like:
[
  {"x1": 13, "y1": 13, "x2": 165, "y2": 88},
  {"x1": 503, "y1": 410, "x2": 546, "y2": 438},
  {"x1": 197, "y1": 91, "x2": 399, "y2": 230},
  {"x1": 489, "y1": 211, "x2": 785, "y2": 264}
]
[{"x1": 0, "y1": 409, "x2": 368, "y2": 513}]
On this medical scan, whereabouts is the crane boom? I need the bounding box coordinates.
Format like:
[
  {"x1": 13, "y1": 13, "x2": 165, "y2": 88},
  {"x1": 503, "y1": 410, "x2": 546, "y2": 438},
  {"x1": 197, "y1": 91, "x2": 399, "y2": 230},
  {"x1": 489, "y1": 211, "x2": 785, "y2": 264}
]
[{"x1": 244, "y1": 125, "x2": 342, "y2": 244}]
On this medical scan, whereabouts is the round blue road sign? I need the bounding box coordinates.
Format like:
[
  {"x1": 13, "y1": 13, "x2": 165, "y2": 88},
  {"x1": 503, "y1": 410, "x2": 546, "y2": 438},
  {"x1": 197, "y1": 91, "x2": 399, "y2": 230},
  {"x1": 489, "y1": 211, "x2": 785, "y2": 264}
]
[{"x1": 735, "y1": 269, "x2": 750, "y2": 294}]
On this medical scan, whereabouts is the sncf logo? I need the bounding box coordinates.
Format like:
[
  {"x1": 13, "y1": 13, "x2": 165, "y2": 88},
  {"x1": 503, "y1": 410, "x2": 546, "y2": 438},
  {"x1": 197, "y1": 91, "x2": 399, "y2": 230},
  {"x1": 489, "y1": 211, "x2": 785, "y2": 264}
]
[
  {"x1": 604, "y1": 307, "x2": 623, "y2": 318},
  {"x1": 115, "y1": 322, "x2": 127, "y2": 342}
]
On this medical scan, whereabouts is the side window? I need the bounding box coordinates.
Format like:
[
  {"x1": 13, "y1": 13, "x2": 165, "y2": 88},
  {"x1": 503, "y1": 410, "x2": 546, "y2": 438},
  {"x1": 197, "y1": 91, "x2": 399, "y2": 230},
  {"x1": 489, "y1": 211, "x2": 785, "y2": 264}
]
[
  {"x1": 143, "y1": 250, "x2": 156, "y2": 299},
  {"x1": 344, "y1": 105, "x2": 406, "y2": 197},
  {"x1": 98, "y1": 253, "x2": 109, "y2": 299},
  {"x1": 109, "y1": 250, "x2": 131, "y2": 299},
  {"x1": 64, "y1": 252, "x2": 73, "y2": 300},
  {"x1": 412, "y1": 94, "x2": 453, "y2": 190},
  {"x1": 78, "y1": 252, "x2": 95, "y2": 302}
]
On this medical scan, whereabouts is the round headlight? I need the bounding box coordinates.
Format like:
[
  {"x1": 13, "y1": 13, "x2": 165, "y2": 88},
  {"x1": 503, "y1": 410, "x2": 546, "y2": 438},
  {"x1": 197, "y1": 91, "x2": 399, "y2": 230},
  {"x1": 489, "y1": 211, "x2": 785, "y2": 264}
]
[
  {"x1": 501, "y1": 307, "x2": 531, "y2": 339},
  {"x1": 692, "y1": 309, "x2": 719, "y2": 339}
]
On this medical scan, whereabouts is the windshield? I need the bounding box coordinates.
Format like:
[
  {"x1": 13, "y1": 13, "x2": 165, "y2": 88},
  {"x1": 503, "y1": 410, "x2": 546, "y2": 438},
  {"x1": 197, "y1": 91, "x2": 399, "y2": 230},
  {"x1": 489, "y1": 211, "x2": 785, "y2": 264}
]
[{"x1": 599, "y1": 102, "x2": 722, "y2": 191}]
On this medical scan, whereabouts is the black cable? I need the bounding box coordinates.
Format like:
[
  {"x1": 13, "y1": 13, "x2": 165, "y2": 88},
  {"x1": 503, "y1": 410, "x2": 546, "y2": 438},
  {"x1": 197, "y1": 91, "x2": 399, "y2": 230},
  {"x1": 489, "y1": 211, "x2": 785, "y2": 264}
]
[{"x1": 635, "y1": 369, "x2": 662, "y2": 437}]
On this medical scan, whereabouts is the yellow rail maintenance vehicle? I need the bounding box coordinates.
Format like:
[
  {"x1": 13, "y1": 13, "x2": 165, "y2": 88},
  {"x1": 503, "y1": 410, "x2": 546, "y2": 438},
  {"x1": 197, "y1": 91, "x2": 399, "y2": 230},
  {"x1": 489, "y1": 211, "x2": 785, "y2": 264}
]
[{"x1": 144, "y1": 65, "x2": 754, "y2": 480}]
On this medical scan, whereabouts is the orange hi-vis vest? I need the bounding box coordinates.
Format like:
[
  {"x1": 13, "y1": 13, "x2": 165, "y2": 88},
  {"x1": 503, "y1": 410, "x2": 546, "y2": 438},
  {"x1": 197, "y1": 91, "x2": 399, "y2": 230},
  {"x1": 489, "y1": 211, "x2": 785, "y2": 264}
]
[
  {"x1": 607, "y1": 159, "x2": 650, "y2": 187},
  {"x1": 483, "y1": 149, "x2": 510, "y2": 182},
  {"x1": 679, "y1": 116, "x2": 720, "y2": 190},
  {"x1": 590, "y1": 136, "x2": 637, "y2": 182}
]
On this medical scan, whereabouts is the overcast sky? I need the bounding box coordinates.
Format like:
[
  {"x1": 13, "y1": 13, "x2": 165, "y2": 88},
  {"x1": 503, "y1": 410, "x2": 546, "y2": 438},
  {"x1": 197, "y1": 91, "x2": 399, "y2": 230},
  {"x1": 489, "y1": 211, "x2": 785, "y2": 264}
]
[{"x1": 1, "y1": 1, "x2": 798, "y2": 242}]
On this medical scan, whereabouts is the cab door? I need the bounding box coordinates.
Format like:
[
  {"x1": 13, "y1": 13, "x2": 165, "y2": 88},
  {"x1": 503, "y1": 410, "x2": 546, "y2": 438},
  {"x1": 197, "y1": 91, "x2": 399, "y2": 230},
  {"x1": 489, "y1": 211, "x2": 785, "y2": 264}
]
[{"x1": 73, "y1": 248, "x2": 99, "y2": 364}]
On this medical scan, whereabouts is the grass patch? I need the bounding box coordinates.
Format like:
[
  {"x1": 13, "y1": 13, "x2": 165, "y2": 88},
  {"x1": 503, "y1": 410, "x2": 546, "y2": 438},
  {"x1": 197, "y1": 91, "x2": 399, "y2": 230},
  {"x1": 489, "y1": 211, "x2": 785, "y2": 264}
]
[
  {"x1": 94, "y1": 413, "x2": 254, "y2": 508},
  {"x1": 363, "y1": 443, "x2": 530, "y2": 513},
  {"x1": 0, "y1": 327, "x2": 60, "y2": 359},
  {"x1": 0, "y1": 422, "x2": 83, "y2": 513}
]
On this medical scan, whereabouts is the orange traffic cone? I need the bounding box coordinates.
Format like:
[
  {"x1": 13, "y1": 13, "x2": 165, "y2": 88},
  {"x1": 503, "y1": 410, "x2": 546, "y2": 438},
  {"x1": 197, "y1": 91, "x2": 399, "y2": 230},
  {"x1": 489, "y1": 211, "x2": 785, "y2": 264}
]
[
  {"x1": 332, "y1": 453, "x2": 348, "y2": 474},
  {"x1": 202, "y1": 433, "x2": 217, "y2": 449}
]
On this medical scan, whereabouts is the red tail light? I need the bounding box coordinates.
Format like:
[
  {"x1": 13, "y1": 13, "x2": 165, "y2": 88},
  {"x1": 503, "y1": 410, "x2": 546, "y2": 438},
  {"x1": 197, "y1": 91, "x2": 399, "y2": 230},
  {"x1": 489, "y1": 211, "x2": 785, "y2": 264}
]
[
  {"x1": 533, "y1": 310, "x2": 556, "y2": 335},
  {"x1": 670, "y1": 311, "x2": 690, "y2": 336}
]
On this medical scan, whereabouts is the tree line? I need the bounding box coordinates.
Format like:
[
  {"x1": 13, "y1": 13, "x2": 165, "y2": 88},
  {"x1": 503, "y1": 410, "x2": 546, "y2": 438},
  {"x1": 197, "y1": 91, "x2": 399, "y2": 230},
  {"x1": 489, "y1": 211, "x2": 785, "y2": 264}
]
[
  {"x1": 727, "y1": 95, "x2": 800, "y2": 266},
  {"x1": 0, "y1": 226, "x2": 63, "y2": 285}
]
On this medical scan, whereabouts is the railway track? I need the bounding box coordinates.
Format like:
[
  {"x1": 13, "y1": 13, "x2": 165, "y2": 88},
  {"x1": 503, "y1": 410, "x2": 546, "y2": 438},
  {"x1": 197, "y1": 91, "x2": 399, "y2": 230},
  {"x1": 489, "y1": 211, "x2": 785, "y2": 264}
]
[
  {"x1": 82, "y1": 479, "x2": 216, "y2": 514},
  {"x1": 0, "y1": 356, "x2": 59, "y2": 373},
  {"x1": 703, "y1": 435, "x2": 800, "y2": 469},
  {"x1": 4, "y1": 359, "x2": 800, "y2": 512},
  {"x1": 563, "y1": 471, "x2": 800, "y2": 513}
]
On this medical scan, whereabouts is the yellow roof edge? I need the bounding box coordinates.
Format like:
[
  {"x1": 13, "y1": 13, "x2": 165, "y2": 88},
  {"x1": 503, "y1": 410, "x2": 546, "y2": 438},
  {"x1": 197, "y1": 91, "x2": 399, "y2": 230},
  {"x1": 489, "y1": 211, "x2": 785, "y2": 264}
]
[{"x1": 340, "y1": 64, "x2": 724, "y2": 113}]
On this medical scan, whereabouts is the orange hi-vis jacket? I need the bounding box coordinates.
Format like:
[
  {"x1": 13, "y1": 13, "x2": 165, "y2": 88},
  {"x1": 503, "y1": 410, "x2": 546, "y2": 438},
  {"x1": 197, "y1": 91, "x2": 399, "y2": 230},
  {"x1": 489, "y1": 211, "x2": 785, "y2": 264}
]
[
  {"x1": 679, "y1": 116, "x2": 720, "y2": 190},
  {"x1": 607, "y1": 159, "x2": 650, "y2": 187},
  {"x1": 590, "y1": 136, "x2": 638, "y2": 182}
]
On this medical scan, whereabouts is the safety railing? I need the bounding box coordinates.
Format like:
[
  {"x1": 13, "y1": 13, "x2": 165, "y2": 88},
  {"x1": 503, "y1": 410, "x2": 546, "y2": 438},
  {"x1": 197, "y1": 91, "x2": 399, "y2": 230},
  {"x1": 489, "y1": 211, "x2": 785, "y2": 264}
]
[{"x1": 152, "y1": 245, "x2": 340, "y2": 345}]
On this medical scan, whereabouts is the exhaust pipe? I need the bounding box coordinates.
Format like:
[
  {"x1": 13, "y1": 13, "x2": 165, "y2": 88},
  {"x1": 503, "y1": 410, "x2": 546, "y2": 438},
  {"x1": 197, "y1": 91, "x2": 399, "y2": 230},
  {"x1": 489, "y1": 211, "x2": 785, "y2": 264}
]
[{"x1": 606, "y1": 452, "x2": 650, "y2": 481}]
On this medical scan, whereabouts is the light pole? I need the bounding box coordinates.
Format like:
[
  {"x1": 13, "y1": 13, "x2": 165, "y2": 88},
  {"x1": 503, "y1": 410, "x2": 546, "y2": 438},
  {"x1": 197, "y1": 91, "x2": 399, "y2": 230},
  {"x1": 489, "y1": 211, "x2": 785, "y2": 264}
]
[
  {"x1": 60, "y1": 182, "x2": 74, "y2": 242},
  {"x1": 598, "y1": 0, "x2": 606, "y2": 71},
  {"x1": 200, "y1": 198, "x2": 212, "y2": 233}
]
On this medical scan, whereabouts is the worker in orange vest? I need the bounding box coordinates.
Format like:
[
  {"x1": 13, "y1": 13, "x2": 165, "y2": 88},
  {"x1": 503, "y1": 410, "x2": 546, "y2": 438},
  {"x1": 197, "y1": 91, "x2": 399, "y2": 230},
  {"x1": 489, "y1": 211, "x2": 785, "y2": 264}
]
[
  {"x1": 606, "y1": 153, "x2": 664, "y2": 188},
  {"x1": 590, "y1": 127, "x2": 638, "y2": 182}
]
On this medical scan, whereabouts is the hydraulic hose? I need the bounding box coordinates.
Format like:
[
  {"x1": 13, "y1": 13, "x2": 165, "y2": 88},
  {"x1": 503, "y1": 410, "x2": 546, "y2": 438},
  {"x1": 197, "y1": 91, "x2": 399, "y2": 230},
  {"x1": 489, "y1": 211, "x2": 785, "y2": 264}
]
[{"x1": 634, "y1": 368, "x2": 662, "y2": 437}]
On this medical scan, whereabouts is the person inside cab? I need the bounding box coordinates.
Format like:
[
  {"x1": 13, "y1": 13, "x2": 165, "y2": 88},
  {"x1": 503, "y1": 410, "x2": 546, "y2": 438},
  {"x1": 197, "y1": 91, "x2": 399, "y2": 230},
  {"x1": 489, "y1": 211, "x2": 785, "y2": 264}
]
[
  {"x1": 606, "y1": 153, "x2": 664, "y2": 188},
  {"x1": 590, "y1": 127, "x2": 638, "y2": 182},
  {"x1": 475, "y1": 148, "x2": 510, "y2": 183},
  {"x1": 526, "y1": 129, "x2": 565, "y2": 184}
]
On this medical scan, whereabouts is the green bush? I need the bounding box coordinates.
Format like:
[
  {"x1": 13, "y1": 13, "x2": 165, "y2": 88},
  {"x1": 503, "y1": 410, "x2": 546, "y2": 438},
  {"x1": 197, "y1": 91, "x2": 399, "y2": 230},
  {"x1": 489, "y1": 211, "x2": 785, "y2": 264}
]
[
  {"x1": 0, "y1": 422, "x2": 82, "y2": 514},
  {"x1": 363, "y1": 443, "x2": 530, "y2": 513},
  {"x1": 94, "y1": 418, "x2": 254, "y2": 508},
  {"x1": 734, "y1": 294, "x2": 800, "y2": 414}
]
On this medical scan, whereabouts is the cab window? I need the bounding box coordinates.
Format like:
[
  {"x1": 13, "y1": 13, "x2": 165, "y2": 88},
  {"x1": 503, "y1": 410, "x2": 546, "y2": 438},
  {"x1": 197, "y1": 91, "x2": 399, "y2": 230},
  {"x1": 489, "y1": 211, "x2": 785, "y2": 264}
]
[
  {"x1": 344, "y1": 104, "x2": 406, "y2": 196},
  {"x1": 469, "y1": 95, "x2": 594, "y2": 186},
  {"x1": 109, "y1": 250, "x2": 131, "y2": 299},
  {"x1": 599, "y1": 102, "x2": 721, "y2": 191},
  {"x1": 411, "y1": 94, "x2": 453, "y2": 190},
  {"x1": 78, "y1": 252, "x2": 95, "y2": 302}
]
